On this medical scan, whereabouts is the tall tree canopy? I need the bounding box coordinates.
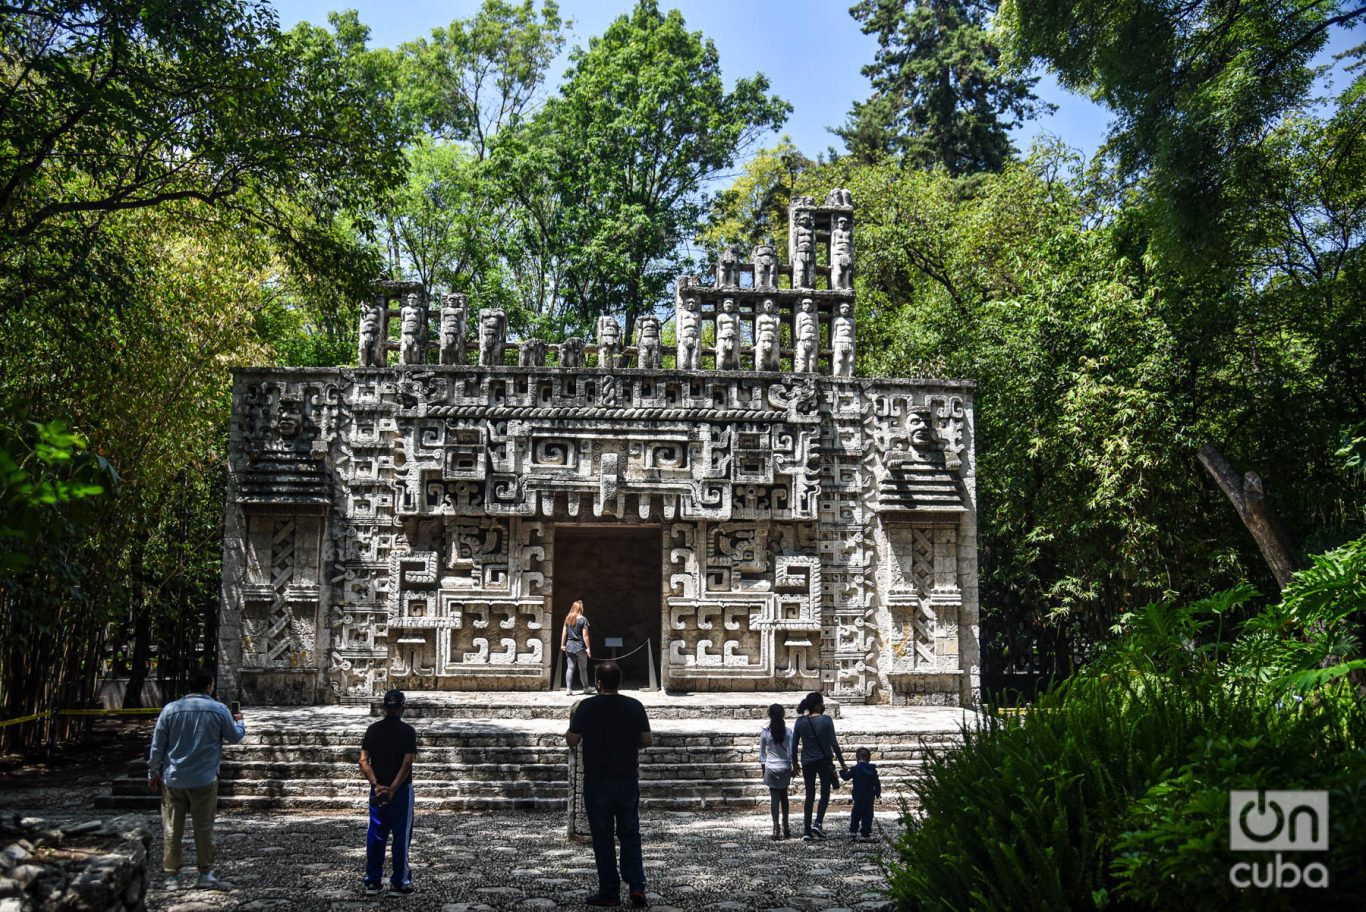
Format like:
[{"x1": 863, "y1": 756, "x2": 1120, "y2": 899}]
[
  {"x1": 523, "y1": 0, "x2": 790, "y2": 338},
  {"x1": 999, "y1": 0, "x2": 1366, "y2": 260},
  {"x1": 0, "y1": 1, "x2": 409, "y2": 310},
  {"x1": 835, "y1": 0, "x2": 1051, "y2": 172},
  {"x1": 0, "y1": 0, "x2": 410, "y2": 735}
]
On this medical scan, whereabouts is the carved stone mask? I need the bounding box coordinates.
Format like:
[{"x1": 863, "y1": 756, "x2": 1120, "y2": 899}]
[
  {"x1": 276, "y1": 402, "x2": 302, "y2": 439},
  {"x1": 907, "y1": 411, "x2": 934, "y2": 449}
]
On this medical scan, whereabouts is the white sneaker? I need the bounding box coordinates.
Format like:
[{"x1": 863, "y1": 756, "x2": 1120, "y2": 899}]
[
  {"x1": 196, "y1": 871, "x2": 224, "y2": 890},
  {"x1": 164, "y1": 873, "x2": 182, "y2": 890}
]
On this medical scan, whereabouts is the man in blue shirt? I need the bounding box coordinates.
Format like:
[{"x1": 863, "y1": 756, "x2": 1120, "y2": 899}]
[{"x1": 147, "y1": 668, "x2": 245, "y2": 889}]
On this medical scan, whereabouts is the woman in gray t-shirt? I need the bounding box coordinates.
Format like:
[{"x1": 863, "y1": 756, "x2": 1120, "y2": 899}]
[
  {"x1": 561, "y1": 600, "x2": 593, "y2": 694},
  {"x1": 793, "y1": 691, "x2": 845, "y2": 839}
]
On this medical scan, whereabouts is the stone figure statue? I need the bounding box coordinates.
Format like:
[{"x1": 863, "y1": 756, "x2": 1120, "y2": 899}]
[
  {"x1": 717, "y1": 246, "x2": 740, "y2": 287},
  {"x1": 716, "y1": 298, "x2": 740, "y2": 370},
  {"x1": 358, "y1": 302, "x2": 383, "y2": 367},
  {"x1": 831, "y1": 216, "x2": 853, "y2": 291},
  {"x1": 597, "y1": 315, "x2": 622, "y2": 368},
  {"x1": 518, "y1": 338, "x2": 546, "y2": 367},
  {"x1": 831, "y1": 301, "x2": 855, "y2": 378},
  {"x1": 478, "y1": 308, "x2": 507, "y2": 367},
  {"x1": 752, "y1": 243, "x2": 777, "y2": 290},
  {"x1": 793, "y1": 210, "x2": 815, "y2": 288},
  {"x1": 825, "y1": 187, "x2": 853, "y2": 207},
  {"x1": 794, "y1": 298, "x2": 819, "y2": 373},
  {"x1": 636, "y1": 315, "x2": 662, "y2": 369},
  {"x1": 755, "y1": 298, "x2": 781, "y2": 372},
  {"x1": 558, "y1": 337, "x2": 585, "y2": 369},
  {"x1": 439, "y1": 293, "x2": 466, "y2": 365},
  {"x1": 399, "y1": 293, "x2": 425, "y2": 365},
  {"x1": 676, "y1": 295, "x2": 701, "y2": 370}
]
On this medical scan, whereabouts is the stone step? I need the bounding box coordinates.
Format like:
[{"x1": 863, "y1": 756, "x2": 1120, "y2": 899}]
[
  {"x1": 113, "y1": 763, "x2": 927, "y2": 791},
  {"x1": 100, "y1": 703, "x2": 967, "y2": 813},
  {"x1": 112, "y1": 769, "x2": 925, "y2": 800},
  {"x1": 379, "y1": 695, "x2": 844, "y2": 721},
  {"x1": 93, "y1": 794, "x2": 569, "y2": 812},
  {"x1": 99, "y1": 789, "x2": 912, "y2": 813}
]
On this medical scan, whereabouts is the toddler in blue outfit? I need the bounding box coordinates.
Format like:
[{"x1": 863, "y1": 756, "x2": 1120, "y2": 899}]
[{"x1": 840, "y1": 747, "x2": 882, "y2": 838}]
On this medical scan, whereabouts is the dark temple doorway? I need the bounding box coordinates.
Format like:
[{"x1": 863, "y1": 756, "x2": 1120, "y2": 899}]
[{"x1": 552, "y1": 525, "x2": 662, "y2": 690}]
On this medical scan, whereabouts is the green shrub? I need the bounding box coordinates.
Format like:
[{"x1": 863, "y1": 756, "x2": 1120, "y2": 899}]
[
  {"x1": 1110, "y1": 687, "x2": 1366, "y2": 910},
  {"x1": 887, "y1": 535, "x2": 1366, "y2": 911}
]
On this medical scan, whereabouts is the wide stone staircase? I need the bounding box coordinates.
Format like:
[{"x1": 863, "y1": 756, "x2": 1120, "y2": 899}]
[{"x1": 96, "y1": 695, "x2": 969, "y2": 814}]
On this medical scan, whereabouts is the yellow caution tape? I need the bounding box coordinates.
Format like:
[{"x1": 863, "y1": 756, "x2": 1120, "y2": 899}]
[
  {"x1": 0, "y1": 713, "x2": 45, "y2": 728},
  {"x1": 0, "y1": 707, "x2": 165, "y2": 727}
]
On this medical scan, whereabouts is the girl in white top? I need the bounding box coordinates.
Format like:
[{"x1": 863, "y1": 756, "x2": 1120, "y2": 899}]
[{"x1": 759, "y1": 702, "x2": 796, "y2": 839}]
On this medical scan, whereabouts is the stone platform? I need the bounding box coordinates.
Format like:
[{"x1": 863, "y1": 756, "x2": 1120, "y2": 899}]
[
  {"x1": 369, "y1": 690, "x2": 845, "y2": 719},
  {"x1": 98, "y1": 701, "x2": 972, "y2": 814}
]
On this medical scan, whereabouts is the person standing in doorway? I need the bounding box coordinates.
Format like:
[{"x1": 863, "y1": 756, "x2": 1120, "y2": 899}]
[
  {"x1": 562, "y1": 599, "x2": 594, "y2": 695},
  {"x1": 759, "y1": 703, "x2": 795, "y2": 839},
  {"x1": 359, "y1": 689, "x2": 417, "y2": 895},
  {"x1": 566, "y1": 661, "x2": 652, "y2": 907},
  {"x1": 147, "y1": 667, "x2": 245, "y2": 890},
  {"x1": 792, "y1": 691, "x2": 845, "y2": 840}
]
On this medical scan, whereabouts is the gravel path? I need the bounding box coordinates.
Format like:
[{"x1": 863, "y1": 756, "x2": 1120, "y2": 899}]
[
  {"x1": 1, "y1": 717, "x2": 910, "y2": 911},
  {"x1": 143, "y1": 806, "x2": 900, "y2": 912}
]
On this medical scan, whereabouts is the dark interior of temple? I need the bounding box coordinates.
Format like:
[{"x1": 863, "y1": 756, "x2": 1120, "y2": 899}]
[{"x1": 551, "y1": 525, "x2": 662, "y2": 690}]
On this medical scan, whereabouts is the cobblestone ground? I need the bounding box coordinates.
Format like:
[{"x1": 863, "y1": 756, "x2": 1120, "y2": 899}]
[
  {"x1": 0, "y1": 720, "x2": 908, "y2": 912},
  {"x1": 144, "y1": 807, "x2": 900, "y2": 912}
]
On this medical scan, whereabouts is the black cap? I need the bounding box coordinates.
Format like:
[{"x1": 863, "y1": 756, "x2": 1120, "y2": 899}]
[{"x1": 382, "y1": 689, "x2": 406, "y2": 707}]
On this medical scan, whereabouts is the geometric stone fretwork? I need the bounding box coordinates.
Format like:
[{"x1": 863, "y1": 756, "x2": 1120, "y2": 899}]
[{"x1": 221, "y1": 191, "x2": 980, "y2": 706}]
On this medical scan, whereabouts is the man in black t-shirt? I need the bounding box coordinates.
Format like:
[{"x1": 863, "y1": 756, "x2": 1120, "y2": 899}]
[
  {"x1": 566, "y1": 661, "x2": 652, "y2": 908},
  {"x1": 359, "y1": 689, "x2": 418, "y2": 895}
]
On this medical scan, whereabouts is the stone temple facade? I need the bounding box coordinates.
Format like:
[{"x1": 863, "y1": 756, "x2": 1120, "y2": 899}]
[{"x1": 220, "y1": 191, "x2": 979, "y2": 706}]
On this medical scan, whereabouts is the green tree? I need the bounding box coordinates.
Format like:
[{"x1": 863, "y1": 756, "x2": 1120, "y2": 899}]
[
  {"x1": 835, "y1": 0, "x2": 1051, "y2": 172},
  {"x1": 698, "y1": 137, "x2": 815, "y2": 257},
  {"x1": 998, "y1": 0, "x2": 1366, "y2": 260},
  {"x1": 806, "y1": 151, "x2": 1210, "y2": 655},
  {"x1": 357, "y1": 1, "x2": 567, "y2": 328},
  {"x1": 397, "y1": 0, "x2": 566, "y2": 158},
  {"x1": 0, "y1": 1, "x2": 411, "y2": 730},
  {"x1": 0, "y1": 1, "x2": 409, "y2": 313},
  {"x1": 528, "y1": 0, "x2": 790, "y2": 339}
]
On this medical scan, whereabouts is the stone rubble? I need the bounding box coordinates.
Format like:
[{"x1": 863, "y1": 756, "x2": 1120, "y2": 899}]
[{"x1": 0, "y1": 813, "x2": 150, "y2": 912}]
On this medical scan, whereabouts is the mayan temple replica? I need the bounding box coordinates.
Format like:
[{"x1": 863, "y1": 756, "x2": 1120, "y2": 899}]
[{"x1": 219, "y1": 191, "x2": 979, "y2": 708}]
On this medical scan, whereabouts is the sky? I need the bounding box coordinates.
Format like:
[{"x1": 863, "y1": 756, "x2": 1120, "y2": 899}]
[
  {"x1": 269, "y1": 0, "x2": 1362, "y2": 168},
  {"x1": 269, "y1": 0, "x2": 1114, "y2": 161}
]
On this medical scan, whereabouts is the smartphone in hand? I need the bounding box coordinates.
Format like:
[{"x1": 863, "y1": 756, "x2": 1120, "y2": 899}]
[{"x1": 229, "y1": 700, "x2": 240, "y2": 715}]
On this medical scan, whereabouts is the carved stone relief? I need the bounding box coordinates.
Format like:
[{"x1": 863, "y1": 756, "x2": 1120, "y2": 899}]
[{"x1": 222, "y1": 191, "x2": 979, "y2": 706}]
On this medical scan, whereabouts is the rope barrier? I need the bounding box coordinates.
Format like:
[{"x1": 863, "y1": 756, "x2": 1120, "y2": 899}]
[{"x1": 586, "y1": 639, "x2": 654, "y2": 662}]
